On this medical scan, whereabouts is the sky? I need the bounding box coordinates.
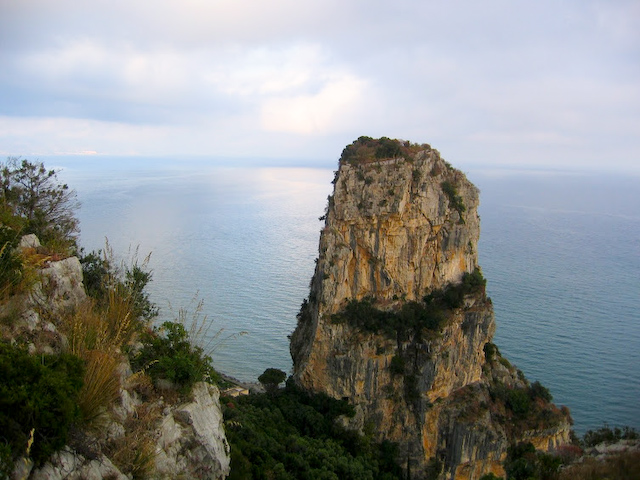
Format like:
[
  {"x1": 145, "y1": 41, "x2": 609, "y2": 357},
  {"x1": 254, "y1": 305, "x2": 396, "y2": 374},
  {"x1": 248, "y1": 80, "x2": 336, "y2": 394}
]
[{"x1": 1, "y1": 0, "x2": 639, "y2": 172}]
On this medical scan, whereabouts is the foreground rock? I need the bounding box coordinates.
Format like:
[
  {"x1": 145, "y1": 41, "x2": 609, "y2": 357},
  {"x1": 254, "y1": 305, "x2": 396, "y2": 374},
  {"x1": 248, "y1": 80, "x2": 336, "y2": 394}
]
[
  {"x1": 291, "y1": 138, "x2": 571, "y2": 479},
  {"x1": 155, "y1": 382, "x2": 230, "y2": 479}
]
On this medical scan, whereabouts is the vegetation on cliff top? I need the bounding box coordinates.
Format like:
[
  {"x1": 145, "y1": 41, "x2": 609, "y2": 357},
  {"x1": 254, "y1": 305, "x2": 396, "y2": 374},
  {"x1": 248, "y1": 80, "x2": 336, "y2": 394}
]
[{"x1": 339, "y1": 136, "x2": 429, "y2": 165}]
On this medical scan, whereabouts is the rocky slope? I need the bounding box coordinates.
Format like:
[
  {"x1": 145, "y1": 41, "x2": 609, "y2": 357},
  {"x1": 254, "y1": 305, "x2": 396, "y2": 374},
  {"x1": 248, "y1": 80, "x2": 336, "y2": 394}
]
[
  {"x1": 1, "y1": 236, "x2": 230, "y2": 480},
  {"x1": 290, "y1": 137, "x2": 571, "y2": 479}
]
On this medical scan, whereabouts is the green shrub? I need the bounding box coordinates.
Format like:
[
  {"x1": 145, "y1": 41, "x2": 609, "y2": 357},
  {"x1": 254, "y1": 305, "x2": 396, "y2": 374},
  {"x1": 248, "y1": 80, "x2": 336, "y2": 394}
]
[
  {"x1": 504, "y1": 442, "x2": 562, "y2": 480},
  {"x1": 258, "y1": 368, "x2": 287, "y2": 393},
  {"x1": 389, "y1": 355, "x2": 405, "y2": 375},
  {"x1": 0, "y1": 158, "x2": 79, "y2": 253},
  {"x1": 0, "y1": 226, "x2": 23, "y2": 298},
  {"x1": 339, "y1": 136, "x2": 425, "y2": 165},
  {"x1": 131, "y1": 321, "x2": 219, "y2": 393},
  {"x1": 484, "y1": 342, "x2": 499, "y2": 362},
  {"x1": 582, "y1": 425, "x2": 638, "y2": 447},
  {"x1": 79, "y1": 246, "x2": 158, "y2": 323},
  {"x1": 479, "y1": 474, "x2": 503, "y2": 480},
  {"x1": 332, "y1": 269, "x2": 486, "y2": 339},
  {"x1": 223, "y1": 382, "x2": 401, "y2": 479},
  {"x1": 0, "y1": 342, "x2": 84, "y2": 466},
  {"x1": 440, "y1": 180, "x2": 466, "y2": 221}
]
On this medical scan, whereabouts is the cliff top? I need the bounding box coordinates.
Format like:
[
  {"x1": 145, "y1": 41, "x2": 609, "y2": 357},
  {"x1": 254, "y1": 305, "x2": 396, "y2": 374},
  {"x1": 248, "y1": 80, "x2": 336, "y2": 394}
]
[{"x1": 339, "y1": 136, "x2": 433, "y2": 165}]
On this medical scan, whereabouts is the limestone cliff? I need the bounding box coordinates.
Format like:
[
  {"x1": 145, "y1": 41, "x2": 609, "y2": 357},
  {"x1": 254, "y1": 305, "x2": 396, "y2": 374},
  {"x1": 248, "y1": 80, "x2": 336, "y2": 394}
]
[{"x1": 290, "y1": 137, "x2": 571, "y2": 479}]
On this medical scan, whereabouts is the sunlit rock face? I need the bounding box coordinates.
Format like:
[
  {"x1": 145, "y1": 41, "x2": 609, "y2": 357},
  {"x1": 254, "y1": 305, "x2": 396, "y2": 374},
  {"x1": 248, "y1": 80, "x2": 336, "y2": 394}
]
[{"x1": 291, "y1": 138, "x2": 571, "y2": 479}]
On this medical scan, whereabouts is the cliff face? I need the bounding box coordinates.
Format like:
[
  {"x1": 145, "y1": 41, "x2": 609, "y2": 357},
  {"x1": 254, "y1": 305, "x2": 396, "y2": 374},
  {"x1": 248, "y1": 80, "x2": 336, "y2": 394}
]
[{"x1": 290, "y1": 138, "x2": 571, "y2": 479}]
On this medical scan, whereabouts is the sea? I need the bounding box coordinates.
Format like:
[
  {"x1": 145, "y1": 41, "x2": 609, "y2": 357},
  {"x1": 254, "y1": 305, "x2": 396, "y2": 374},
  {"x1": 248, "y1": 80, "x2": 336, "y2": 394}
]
[{"x1": 46, "y1": 155, "x2": 639, "y2": 435}]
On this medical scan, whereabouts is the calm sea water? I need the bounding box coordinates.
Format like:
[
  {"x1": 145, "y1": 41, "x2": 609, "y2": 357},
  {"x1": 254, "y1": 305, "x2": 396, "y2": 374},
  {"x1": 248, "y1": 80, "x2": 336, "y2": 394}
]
[{"x1": 51, "y1": 157, "x2": 639, "y2": 434}]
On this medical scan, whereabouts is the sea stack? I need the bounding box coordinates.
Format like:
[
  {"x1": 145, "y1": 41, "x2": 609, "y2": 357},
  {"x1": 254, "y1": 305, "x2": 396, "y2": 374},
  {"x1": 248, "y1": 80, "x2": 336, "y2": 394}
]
[{"x1": 290, "y1": 137, "x2": 571, "y2": 479}]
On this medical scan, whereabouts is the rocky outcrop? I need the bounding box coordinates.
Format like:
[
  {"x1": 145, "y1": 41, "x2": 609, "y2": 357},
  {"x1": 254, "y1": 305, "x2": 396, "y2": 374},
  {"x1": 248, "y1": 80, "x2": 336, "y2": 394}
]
[
  {"x1": 5, "y1": 235, "x2": 231, "y2": 480},
  {"x1": 290, "y1": 138, "x2": 571, "y2": 479},
  {"x1": 155, "y1": 382, "x2": 231, "y2": 479}
]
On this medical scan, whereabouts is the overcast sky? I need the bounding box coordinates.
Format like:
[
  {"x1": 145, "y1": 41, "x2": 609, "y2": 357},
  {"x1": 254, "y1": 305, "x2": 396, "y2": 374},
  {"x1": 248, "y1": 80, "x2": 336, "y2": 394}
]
[{"x1": 1, "y1": 0, "x2": 638, "y2": 171}]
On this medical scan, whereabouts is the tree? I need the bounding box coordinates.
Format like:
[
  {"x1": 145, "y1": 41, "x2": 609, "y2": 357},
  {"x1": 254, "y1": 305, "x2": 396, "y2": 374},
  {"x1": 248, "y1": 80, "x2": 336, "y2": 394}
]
[
  {"x1": 258, "y1": 368, "x2": 287, "y2": 393},
  {"x1": 0, "y1": 158, "x2": 79, "y2": 251}
]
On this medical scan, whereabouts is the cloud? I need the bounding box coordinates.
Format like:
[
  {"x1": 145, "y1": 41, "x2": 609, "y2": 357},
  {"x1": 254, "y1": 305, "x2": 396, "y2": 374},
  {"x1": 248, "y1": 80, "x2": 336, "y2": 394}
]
[
  {"x1": 0, "y1": 0, "x2": 638, "y2": 171},
  {"x1": 260, "y1": 74, "x2": 369, "y2": 135}
]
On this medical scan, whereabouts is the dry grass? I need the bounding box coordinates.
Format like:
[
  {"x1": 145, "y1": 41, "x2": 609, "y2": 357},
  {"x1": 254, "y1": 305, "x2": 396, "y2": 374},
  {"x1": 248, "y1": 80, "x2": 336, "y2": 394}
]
[
  {"x1": 60, "y1": 289, "x2": 137, "y2": 426},
  {"x1": 559, "y1": 450, "x2": 640, "y2": 480},
  {"x1": 77, "y1": 350, "x2": 121, "y2": 425},
  {"x1": 106, "y1": 402, "x2": 160, "y2": 479},
  {"x1": 174, "y1": 295, "x2": 248, "y2": 361}
]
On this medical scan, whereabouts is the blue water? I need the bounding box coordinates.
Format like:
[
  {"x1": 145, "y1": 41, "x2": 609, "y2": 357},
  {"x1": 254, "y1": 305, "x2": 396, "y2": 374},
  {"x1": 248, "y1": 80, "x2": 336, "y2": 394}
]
[{"x1": 50, "y1": 157, "x2": 639, "y2": 434}]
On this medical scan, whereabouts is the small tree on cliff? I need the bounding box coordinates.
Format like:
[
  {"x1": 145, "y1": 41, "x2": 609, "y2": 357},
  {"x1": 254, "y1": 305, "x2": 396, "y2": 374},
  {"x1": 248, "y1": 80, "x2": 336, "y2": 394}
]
[
  {"x1": 0, "y1": 158, "x2": 79, "y2": 252},
  {"x1": 258, "y1": 368, "x2": 286, "y2": 394}
]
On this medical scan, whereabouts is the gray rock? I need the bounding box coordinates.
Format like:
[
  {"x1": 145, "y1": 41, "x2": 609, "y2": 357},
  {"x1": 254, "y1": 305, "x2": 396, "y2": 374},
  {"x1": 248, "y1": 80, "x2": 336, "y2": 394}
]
[
  {"x1": 154, "y1": 382, "x2": 230, "y2": 479},
  {"x1": 19, "y1": 234, "x2": 41, "y2": 250},
  {"x1": 29, "y1": 448, "x2": 127, "y2": 480}
]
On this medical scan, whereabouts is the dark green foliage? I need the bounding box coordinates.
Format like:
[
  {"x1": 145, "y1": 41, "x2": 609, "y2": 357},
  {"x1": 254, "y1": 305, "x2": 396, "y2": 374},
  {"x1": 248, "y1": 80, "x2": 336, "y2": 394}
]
[
  {"x1": 0, "y1": 342, "x2": 84, "y2": 466},
  {"x1": 79, "y1": 249, "x2": 158, "y2": 322},
  {"x1": 131, "y1": 321, "x2": 219, "y2": 393},
  {"x1": 125, "y1": 264, "x2": 159, "y2": 321},
  {"x1": 375, "y1": 137, "x2": 402, "y2": 159},
  {"x1": 389, "y1": 355, "x2": 405, "y2": 376},
  {"x1": 582, "y1": 425, "x2": 639, "y2": 447},
  {"x1": 0, "y1": 226, "x2": 23, "y2": 297},
  {"x1": 339, "y1": 137, "x2": 426, "y2": 165},
  {"x1": 296, "y1": 298, "x2": 312, "y2": 325},
  {"x1": 440, "y1": 180, "x2": 466, "y2": 221},
  {"x1": 223, "y1": 382, "x2": 402, "y2": 479},
  {"x1": 0, "y1": 158, "x2": 79, "y2": 252},
  {"x1": 0, "y1": 443, "x2": 11, "y2": 480},
  {"x1": 484, "y1": 342, "x2": 499, "y2": 362},
  {"x1": 78, "y1": 249, "x2": 109, "y2": 300},
  {"x1": 504, "y1": 442, "x2": 562, "y2": 480},
  {"x1": 258, "y1": 368, "x2": 287, "y2": 393},
  {"x1": 479, "y1": 474, "x2": 503, "y2": 480},
  {"x1": 529, "y1": 381, "x2": 553, "y2": 403},
  {"x1": 424, "y1": 267, "x2": 486, "y2": 309},
  {"x1": 331, "y1": 269, "x2": 486, "y2": 339},
  {"x1": 424, "y1": 456, "x2": 443, "y2": 479},
  {"x1": 506, "y1": 388, "x2": 531, "y2": 416}
]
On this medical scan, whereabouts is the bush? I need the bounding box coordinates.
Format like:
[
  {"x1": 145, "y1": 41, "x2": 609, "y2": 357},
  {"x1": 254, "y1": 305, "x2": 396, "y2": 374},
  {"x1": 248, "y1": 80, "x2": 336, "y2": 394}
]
[
  {"x1": 582, "y1": 425, "x2": 638, "y2": 447},
  {"x1": 389, "y1": 355, "x2": 405, "y2": 375},
  {"x1": 0, "y1": 226, "x2": 24, "y2": 299},
  {"x1": 223, "y1": 383, "x2": 401, "y2": 479},
  {"x1": 504, "y1": 442, "x2": 562, "y2": 480},
  {"x1": 0, "y1": 342, "x2": 84, "y2": 466},
  {"x1": 0, "y1": 158, "x2": 79, "y2": 253},
  {"x1": 132, "y1": 320, "x2": 219, "y2": 393},
  {"x1": 258, "y1": 368, "x2": 287, "y2": 393},
  {"x1": 441, "y1": 180, "x2": 466, "y2": 220},
  {"x1": 79, "y1": 245, "x2": 158, "y2": 324},
  {"x1": 331, "y1": 269, "x2": 486, "y2": 340}
]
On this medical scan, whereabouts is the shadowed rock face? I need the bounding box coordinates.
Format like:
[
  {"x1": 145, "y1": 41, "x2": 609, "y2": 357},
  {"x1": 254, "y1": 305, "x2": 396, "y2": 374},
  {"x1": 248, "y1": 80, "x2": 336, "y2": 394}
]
[{"x1": 291, "y1": 140, "x2": 571, "y2": 479}]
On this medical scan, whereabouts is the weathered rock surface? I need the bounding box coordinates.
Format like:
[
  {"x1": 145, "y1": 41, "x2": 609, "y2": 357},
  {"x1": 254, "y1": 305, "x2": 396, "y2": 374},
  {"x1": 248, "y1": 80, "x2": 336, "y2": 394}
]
[
  {"x1": 155, "y1": 382, "x2": 231, "y2": 479},
  {"x1": 32, "y1": 256, "x2": 86, "y2": 313},
  {"x1": 290, "y1": 139, "x2": 571, "y2": 479},
  {"x1": 27, "y1": 449, "x2": 127, "y2": 480}
]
